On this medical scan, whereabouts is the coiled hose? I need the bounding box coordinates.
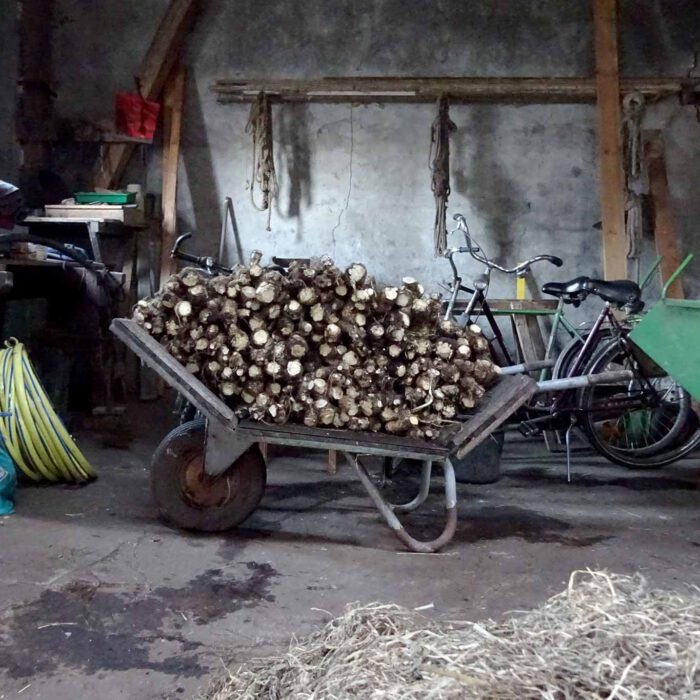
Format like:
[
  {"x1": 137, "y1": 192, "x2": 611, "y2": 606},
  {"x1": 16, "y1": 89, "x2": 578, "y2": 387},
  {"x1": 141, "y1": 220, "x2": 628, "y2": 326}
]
[{"x1": 0, "y1": 340, "x2": 95, "y2": 482}]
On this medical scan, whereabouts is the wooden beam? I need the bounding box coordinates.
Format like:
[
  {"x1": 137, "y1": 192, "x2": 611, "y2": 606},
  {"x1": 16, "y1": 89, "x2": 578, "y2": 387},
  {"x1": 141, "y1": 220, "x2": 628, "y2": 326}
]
[
  {"x1": 593, "y1": 0, "x2": 627, "y2": 280},
  {"x1": 213, "y1": 76, "x2": 693, "y2": 104},
  {"x1": 95, "y1": 0, "x2": 197, "y2": 189},
  {"x1": 327, "y1": 450, "x2": 338, "y2": 475},
  {"x1": 160, "y1": 64, "x2": 186, "y2": 284},
  {"x1": 18, "y1": 0, "x2": 54, "y2": 202},
  {"x1": 645, "y1": 135, "x2": 685, "y2": 299}
]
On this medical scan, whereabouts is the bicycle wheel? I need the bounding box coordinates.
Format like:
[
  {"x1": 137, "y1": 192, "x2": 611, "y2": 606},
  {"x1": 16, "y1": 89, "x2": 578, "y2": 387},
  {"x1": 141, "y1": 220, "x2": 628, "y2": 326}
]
[
  {"x1": 551, "y1": 329, "x2": 612, "y2": 380},
  {"x1": 579, "y1": 338, "x2": 700, "y2": 468}
]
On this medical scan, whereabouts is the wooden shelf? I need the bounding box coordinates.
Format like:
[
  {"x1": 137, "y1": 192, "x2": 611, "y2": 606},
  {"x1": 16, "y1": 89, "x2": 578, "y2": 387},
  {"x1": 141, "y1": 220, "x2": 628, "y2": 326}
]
[{"x1": 213, "y1": 76, "x2": 696, "y2": 104}]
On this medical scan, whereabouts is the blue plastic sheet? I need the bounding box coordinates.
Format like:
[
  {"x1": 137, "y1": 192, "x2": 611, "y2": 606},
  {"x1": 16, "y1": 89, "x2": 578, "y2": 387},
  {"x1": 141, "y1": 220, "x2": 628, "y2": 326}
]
[{"x1": 0, "y1": 441, "x2": 16, "y2": 515}]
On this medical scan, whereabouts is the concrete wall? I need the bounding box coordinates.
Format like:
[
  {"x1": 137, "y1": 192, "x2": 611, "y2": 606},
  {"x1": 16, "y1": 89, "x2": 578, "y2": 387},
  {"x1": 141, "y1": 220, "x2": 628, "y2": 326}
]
[{"x1": 49, "y1": 0, "x2": 700, "y2": 298}]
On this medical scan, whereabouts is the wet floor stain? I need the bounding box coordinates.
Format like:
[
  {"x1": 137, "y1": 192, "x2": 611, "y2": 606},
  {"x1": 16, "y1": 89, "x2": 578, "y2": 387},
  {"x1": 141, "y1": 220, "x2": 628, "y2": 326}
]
[
  {"x1": 263, "y1": 479, "x2": 367, "y2": 509},
  {"x1": 0, "y1": 562, "x2": 279, "y2": 679},
  {"x1": 456, "y1": 505, "x2": 611, "y2": 547},
  {"x1": 220, "y1": 470, "x2": 613, "y2": 551}
]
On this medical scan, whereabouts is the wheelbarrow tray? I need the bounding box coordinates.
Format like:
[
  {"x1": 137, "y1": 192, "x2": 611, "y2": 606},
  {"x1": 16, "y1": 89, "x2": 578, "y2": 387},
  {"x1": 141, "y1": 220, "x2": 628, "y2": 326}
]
[
  {"x1": 629, "y1": 298, "x2": 700, "y2": 401},
  {"x1": 111, "y1": 318, "x2": 536, "y2": 552}
]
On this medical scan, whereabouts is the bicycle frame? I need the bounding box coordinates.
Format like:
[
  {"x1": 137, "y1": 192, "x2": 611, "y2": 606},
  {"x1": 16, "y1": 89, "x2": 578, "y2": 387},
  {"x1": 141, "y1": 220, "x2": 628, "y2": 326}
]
[
  {"x1": 445, "y1": 277, "x2": 585, "y2": 375},
  {"x1": 520, "y1": 302, "x2": 663, "y2": 433},
  {"x1": 549, "y1": 303, "x2": 623, "y2": 413}
]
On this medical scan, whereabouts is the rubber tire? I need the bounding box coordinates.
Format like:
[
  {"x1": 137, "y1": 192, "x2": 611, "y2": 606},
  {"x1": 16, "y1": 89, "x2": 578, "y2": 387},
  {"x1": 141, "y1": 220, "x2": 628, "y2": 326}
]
[
  {"x1": 450, "y1": 432, "x2": 504, "y2": 484},
  {"x1": 150, "y1": 419, "x2": 266, "y2": 532},
  {"x1": 579, "y1": 340, "x2": 700, "y2": 469},
  {"x1": 551, "y1": 329, "x2": 612, "y2": 380}
]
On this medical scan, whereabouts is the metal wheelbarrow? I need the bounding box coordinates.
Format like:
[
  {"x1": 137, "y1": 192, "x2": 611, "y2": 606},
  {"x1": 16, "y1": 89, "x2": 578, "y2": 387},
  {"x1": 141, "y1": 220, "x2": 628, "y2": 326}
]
[
  {"x1": 630, "y1": 254, "x2": 700, "y2": 401},
  {"x1": 111, "y1": 319, "x2": 539, "y2": 553}
]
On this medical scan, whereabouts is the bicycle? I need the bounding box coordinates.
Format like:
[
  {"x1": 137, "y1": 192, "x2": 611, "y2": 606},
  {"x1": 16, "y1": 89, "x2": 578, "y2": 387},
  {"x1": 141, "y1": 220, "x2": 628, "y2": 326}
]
[
  {"x1": 443, "y1": 214, "x2": 700, "y2": 470},
  {"x1": 443, "y1": 213, "x2": 563, "y2": 369}
]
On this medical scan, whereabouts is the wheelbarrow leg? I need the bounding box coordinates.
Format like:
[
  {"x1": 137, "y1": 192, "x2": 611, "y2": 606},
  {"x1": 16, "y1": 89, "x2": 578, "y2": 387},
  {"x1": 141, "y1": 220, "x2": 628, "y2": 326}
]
[
  {"x1": 386, "y1": 459, "x2": 432, "y2": 513},
  {"x1": 346, "y1": 453, "x2": 457, "y2": 553}
]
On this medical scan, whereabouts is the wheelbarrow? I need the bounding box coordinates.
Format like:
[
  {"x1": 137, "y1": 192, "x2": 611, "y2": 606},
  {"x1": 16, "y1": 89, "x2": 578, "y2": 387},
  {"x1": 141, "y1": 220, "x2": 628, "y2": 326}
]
[
  {"x1": 629, "y1": 254, "x2": 700, "y2": 401},
  {"x1": 110, "y1": 319, "x2": 539, "y2": 553}
]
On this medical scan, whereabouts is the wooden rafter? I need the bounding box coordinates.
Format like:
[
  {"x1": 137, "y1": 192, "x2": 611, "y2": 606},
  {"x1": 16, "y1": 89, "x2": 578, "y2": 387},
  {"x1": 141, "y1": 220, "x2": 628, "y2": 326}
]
[{"x1": 213, "y1": 76, "x2": 693, "y2": 104}]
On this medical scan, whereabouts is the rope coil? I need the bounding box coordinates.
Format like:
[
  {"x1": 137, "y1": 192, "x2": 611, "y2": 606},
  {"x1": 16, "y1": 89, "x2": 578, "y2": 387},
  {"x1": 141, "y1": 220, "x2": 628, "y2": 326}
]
[
  {"x1": 245, "y1": 92, "x2": 278, "y2": 231},
  {"x1": 430, "y1": 94, "x2": 456, "y2": 257}
]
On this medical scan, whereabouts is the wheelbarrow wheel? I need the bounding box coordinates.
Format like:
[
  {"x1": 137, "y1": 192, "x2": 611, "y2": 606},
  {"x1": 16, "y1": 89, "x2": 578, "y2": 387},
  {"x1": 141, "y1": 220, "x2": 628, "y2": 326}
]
[{"x1": 150, "y1": 419, "x2": 266, "y2": 532}]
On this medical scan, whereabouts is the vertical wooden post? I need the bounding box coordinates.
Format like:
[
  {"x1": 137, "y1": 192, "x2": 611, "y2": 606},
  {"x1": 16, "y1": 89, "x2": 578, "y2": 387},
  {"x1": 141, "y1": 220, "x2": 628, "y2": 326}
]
[
  {"x1": 17, "y1": 0, "x2": 54, "y2": 203},
  {"x1": 159, "y1": 64, "x2": 186, "y2": 284},
  {"x1": 327, "y1": 450, "x2": 338, "y2": 475},
  {"x1": 645, "y1": 134, "x2": 685, "y2": 299},
  {"x1": 593, "y1": 0, "x2": 627, "y2": 280}
]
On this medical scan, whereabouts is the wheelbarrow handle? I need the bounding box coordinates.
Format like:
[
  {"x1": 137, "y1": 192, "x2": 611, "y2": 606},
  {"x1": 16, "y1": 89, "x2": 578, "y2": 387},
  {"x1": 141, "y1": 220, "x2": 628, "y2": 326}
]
[{"x1": 662, "y1": 253, "x2": 694, "y2": 299}]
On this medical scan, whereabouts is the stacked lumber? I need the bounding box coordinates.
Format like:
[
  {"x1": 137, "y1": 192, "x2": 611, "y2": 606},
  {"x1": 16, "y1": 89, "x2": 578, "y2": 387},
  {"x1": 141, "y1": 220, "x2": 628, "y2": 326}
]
[{"x1": 133, "y1": 253, "x2": 500, "y2": 439}]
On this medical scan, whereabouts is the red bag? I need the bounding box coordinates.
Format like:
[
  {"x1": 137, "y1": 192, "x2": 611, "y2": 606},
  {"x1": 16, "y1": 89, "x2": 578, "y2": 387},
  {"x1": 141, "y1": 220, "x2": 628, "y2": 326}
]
[{"x1": 115, "y1": 91, "x2": 160, "y2": 140}]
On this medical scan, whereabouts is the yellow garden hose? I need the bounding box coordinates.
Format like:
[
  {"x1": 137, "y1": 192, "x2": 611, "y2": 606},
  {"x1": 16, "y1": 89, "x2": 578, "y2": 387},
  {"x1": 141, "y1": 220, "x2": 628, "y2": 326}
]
[{"x1": 0, "y1": 340, "x2": 95, "y2": 482}]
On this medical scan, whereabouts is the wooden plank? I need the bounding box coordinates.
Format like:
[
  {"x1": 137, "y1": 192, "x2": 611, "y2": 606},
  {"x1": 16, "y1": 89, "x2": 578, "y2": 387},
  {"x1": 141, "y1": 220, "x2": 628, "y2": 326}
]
[
  {"x1": 452, "y1": 298, "x2": 559, "y2": 313},
  {"x1": 160, "y1": 64, "x2": 186, "y2": 284},
  {"x1": 487, "y1": 299, "x2": 558, "y2": 311},
  {"x1": 110, "y1": 318, "x2": 235, "y2": 425},
  {"x1": 234, "y1": 427, "x2": 448, "y2": 460},
  {"x1": 214, "y1": 76, "x2": 692, "y2": 104},
  {"x1": 444, "y1": 375, "x2": 537, "y2": 458},
  {"x1": 512, "y1": 315, "x2": 547, "y2": 365},
  {"x1": 645, "y1": 135, "x2": 684, "y2": 299},
  {"x1": 593, "y1": 0, "x2": 628, "y2": 281},
  {"x1": 95, "y1": 0, "x2": 197, "y2": 189},
  {"x1": 237, "y1": 419, "x2": 447, "y2": 453},
  {"x1": 327, "y1": 450, "x2": 338, "y2": 475},
  {"x1": 43, "y1": 205, "x2": 142, "y2": 226},
  {"x1": 511, "y1": 314, "x2": 558, "y2": 448}
]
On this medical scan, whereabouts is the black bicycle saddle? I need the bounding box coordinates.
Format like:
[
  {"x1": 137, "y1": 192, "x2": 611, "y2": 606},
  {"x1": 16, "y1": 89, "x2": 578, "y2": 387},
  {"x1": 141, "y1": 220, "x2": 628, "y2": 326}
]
[{"x1": 542, "y1": 277, "x2": 643, "y2": 311}]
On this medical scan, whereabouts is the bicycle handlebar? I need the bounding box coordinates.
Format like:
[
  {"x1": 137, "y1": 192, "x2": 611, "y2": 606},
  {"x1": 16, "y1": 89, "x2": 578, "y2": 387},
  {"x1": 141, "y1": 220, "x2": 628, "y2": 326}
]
[{"x1": 449, "y1": 214, "x2": 563, "y2": 274}]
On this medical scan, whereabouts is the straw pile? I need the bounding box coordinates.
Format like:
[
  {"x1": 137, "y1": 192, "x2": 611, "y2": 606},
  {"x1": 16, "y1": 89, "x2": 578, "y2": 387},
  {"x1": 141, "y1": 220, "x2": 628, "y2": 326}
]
[{"x1": 206, "y1": 571, "x2": 700, "y2": 699}]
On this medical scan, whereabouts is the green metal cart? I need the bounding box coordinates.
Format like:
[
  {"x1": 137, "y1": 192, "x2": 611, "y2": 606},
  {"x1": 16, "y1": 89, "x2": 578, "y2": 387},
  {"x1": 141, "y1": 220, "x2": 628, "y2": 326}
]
[{"x1": 629, "y1": 254, "x2": 700, "y2": 401}]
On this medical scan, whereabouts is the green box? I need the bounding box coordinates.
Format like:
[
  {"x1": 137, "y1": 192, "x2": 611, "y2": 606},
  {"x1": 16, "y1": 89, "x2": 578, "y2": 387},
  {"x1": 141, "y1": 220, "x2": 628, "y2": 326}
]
[{"x1": 74, "y1": 191, "x2": 136, "y2": 205}]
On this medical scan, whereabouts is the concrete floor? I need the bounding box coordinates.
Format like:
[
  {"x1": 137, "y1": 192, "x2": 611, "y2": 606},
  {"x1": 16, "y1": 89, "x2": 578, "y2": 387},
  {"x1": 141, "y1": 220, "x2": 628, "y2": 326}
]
[{"x1": 1, "y1": 401, "x2": 699, "y2": 700}]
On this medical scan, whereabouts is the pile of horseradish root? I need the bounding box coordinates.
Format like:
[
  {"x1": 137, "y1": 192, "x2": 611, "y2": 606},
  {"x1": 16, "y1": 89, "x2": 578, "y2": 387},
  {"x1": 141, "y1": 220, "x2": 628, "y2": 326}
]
[{"x1": 133, "y1": 253, "x2": 499, "y2": 438}]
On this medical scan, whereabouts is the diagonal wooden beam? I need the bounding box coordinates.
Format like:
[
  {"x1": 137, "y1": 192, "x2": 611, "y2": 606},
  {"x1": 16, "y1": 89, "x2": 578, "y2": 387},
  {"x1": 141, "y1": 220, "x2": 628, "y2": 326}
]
[
  {"x1": 593, "y1": 0, "x2": 628, "y2": 281},
  {"x1": 94, "y1": 0, "x2": 197, "y2": 189},
  {"x1": 160, "y1": 63, "x2": 186, "y2": 284}
]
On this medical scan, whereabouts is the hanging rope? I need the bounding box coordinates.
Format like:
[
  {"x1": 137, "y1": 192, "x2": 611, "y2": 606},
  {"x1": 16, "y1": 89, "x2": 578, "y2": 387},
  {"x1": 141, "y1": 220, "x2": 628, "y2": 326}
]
[
  {"x1": 621, "y1": 92, "x2": 645, "y2": 271},
  {"x1": 625, "y1": 191, "x2": 643, "y2": 259},
  {"x1": 245, "y1": 92, "x2": 278, "y2": 231},
  {"x1": 429, "y1": 94, "x2": 456, "y2": 256},
  {"x1": 622, "y1": 92, "x2": 645, "y2": 180},
  {"x1": 687, "y1": 49, "x2": 700, "y2": 122}
]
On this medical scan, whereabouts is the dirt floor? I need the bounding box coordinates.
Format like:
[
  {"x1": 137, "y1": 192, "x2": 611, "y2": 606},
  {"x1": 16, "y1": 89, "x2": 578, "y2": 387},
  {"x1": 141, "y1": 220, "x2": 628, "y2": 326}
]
[{"x1": 1, "y1": 399, "x2": 699, "y2": 699}]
